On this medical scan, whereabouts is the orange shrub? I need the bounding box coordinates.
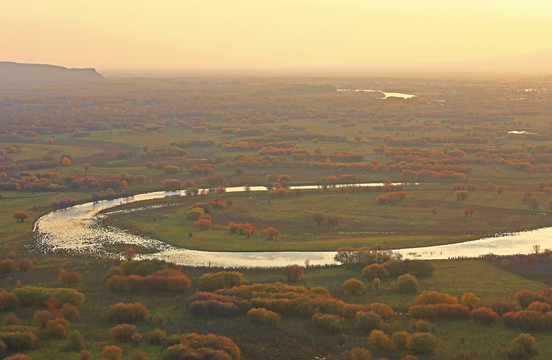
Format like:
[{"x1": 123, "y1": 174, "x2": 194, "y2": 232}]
[{"x1": 107, "y1": 303, "x2": 149, "y2": 323}]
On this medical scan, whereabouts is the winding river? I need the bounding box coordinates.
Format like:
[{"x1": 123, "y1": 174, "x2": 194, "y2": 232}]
[{"x1": 33, "y1": 184, "x2": 552, "y2": 268}]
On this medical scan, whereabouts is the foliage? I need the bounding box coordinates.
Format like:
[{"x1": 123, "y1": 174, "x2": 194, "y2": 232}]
[
  {"x1": 355, "y1": 311, "x2": 384, "y2": 332},
  {"x1": 12, "y1": 286, "x2": 85, "y2": 306},
  {"x1": 0, "y1": 291, "x2": 19, "y2": 311},
  {"x1": 107, "y1": 303, "x2": 149, "y2": 323},
  {"x1": 101, "y1": 345, "x2": 123, "y2": 360},
  {"x1": 163, "y1": 333, "x2": 240, "y2": 360},
  {"x1": 395, "y1": 274, "x2": 418, "y2": 294},
  {"x1": 107, "y1": 269, "x2": 191, "y2": 292},
  {"x1": 407, "y1": 332, "x2": 438, "y2": 355},
  {"x1": 283, "y1": 265, "x2": 305, "y2": 283},
  {"x1": 198, "y1": 271, "x2": 244, "y2": 291},
  {"x1": 312, "y1": 313, "x2": 343, "y2": 334},
  {"x1": 508, "y1": 333, "x2": 538, "y2": 359},
  {"x1": 368, "y1": 329, "x2": 390, "y2": 350},
  {"x1": 111, "y1": 324, "x2": 139, "y2": 342},
  {"x1": 246, "y1": 308, "x2": 280, "y2": 327},
  {"x1": 342, "y1": 278, "x2": 366, "y2": 295}
]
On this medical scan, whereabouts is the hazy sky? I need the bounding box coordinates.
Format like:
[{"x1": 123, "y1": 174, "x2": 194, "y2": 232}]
[{"x1": 2, "y1": 0, "x2": 551, "y2": 72}]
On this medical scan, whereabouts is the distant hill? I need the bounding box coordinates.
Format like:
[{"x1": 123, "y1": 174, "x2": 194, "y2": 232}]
[{"x1": 0, "y1": 62, "x2": 105, "y2": 85}]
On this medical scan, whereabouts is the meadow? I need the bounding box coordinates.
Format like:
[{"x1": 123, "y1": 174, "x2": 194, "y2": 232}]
[{"x1": 0, "y1": 77, "x2": 552, "y2": 359}]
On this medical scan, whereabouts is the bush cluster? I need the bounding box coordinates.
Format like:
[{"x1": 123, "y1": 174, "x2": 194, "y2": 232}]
[
  {"x1": 107, "y1": 269, "x2": 191, "y2": 292},
  {"x1": 107, "y1": 303, "x2": 149, "y2": 323},
  {"x1": 198, "y1": 272, "x2": 244, "y2": 291}
]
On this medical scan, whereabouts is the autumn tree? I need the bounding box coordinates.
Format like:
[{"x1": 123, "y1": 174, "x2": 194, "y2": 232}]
[
  {"x1": 262, "y1": 227, "x2": 280, "y2": 240},
  {"x1": 13, "y1": 211, "x2": 30, "y2": 223}
]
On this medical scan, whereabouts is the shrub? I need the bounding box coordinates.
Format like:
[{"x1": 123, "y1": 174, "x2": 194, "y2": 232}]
[
  {"x1": 33, "y1": 310, "x2": 54, "y2": 327},
  {"x1": 312, "y1": 313, "x2": 343, "y2": 334},
  {"x1": 146, "y1": 329, "x2": 167, "y2": 345},
  {"x1": 503, "y1": 311, "x2": 544, "y2": 331},
  {"x1": 355, "y1": 311, "x2": 384, "y2": 332},
  {"x1": 362, "y1": 264, "x2": 389, "y2": 280},
  {"x1": 102, "y1": 345, "x2": 123, "y2": 360},
  {"x1": 508, "y1": 333, "x2": 537, "y2": 359},
  {"x1": 3, "y1": 313, "x2": 20, "y2": 326},
  {"x1": 408, "y1": 332, "x2": 438, "y2": 355},
  {"x1": 456, "y1": 349, "x2": 471, "y2": 360},
  {"x1": 198, "y1": 272, "x2": 245, "y2": 291},
  {"x1": 107, "y1": 269, "x2": 191, "y2": 292},
  {"x1": 0, "y1": 260, "x2": 18, "y2": 274},
  {"x1": 370, "y1": 303, "x2": 394, "y2": 320},
  {"x1": 471, "y1": 307, "x2": 499, "y2": 323},
  {"x1": 415, "y1": 291, "x2": 457, "y2": 305},
  {"x1": 67, "y1": 330, "x2": 85, "y2": 350},
  {"x1": 111, "y1": 324, "x2": 139, "y2": 342},
  {"x1": 490, "y1": 300, "x2": 515, "y2": 316},
  {"x1": 4, "y1": 355, "x2": 33, "y2": 360},
  {"x1": 0, "y1": 291, "x2": 19, "y2": 311},
  {"x1": 46, "y1": 318, "x2": 70, "y2": 338},
  {"x1": 415, "y1": 320, "x2": 432, "y2": 332},
  {"x1": 514, "y1": 291, "x2": 542, "y2": 309},
  {"x1": 433, "y1": 304, "x2": 470, "y2": 319},
  {"x1": 107, "y1": 303, "x2": 149, "y2": 323},
  {"x1": 60, "y1": 303, "x2": 81, "y2": 320},
  {"x1": 342, "y1": 278, "x2": 366, "y2": 295},
  {"x1": 461, "y1": 292, "x2": 480, "y2": 309},
  {"x1": 340, "y1": 346, "x2": 372, "y2": 360},
  {"x1": 13, "y1": 286, "x2": 85, "y2": 306},
  {"x1": 283, "y1": 265, "x2": 305, "y2": 283},
  {"x1": 130, "y1": 351, "x2": 149, "y2": 360},
  {"x1": 247, "y1": 308, "x2": 280, "y2": 327},
  {"x1": 58, "y1": 269, "x2": 82, "y2": 286},
  {"x1": 16, "y1": 259, "x2": 34, "y2": 272},
  {"x1": 396, "y1": 274, "x2": 418, "y2": 294},
  {"x1": 163, "y1": 333, "x2": 240, "y2": 360},
  {"x1": 188, "y1": 300, "x2": 241, "y2": 317},
  {"x1": 368, "y1": 329, "x2": 390, "y2": 350},
  {"x1": 0, "y1": 340, "x2": 5, "y2": 358},
  {"x1": 528, "y1": 301, "x2": 551, "y2": 313},
  {"x1": 408, "y1": 305, "x2": 436, "y2": 319},
  {"x1": 80, "y1": 350, "x2": 91, "y2": 360},
  {"x1": 131, "y1": 332, "x2": 143, "y2": 345},
  {"x1": 392, "y1": 331, "x2": 411, "y2": 350},
  {"x1": 0, "y1": 331, "x2": 38, "y2": 350}
]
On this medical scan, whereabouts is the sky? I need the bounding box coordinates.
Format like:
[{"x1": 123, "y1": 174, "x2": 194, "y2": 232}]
[{"x1": 2, "y1": 0, "x2": 552, "y2": 73}]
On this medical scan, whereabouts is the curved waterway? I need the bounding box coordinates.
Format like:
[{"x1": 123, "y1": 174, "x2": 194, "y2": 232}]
[{"x1": 33, "y1": 183, "x2": 550, "y2": 268}]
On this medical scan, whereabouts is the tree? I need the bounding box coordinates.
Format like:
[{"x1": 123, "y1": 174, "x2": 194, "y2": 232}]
[
  {"x1": 262, "y1": 227, "x2": 280, "y2": 240},
  {"x1": 496, "y1": 185, "x2": 505, "y2": 195},
  {"x1": 194, "y1": 219, "x2": 211, "y2": 230},
  {"x1": 312, "y1": 212, "x2": 325, "y2": 225},
  {"x1": 327, "y1": 215, "x2": 339, "y2": 226},
  {"x1": 13, "y1": 211, "x2": 30, "y2": 223}
]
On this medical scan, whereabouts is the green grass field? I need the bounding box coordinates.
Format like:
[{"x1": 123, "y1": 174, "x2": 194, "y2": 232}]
[{"x1": 102, "y1": 188, "x2": 552, "y2": 251}]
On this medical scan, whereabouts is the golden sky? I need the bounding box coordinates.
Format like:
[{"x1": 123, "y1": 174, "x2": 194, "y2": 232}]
[{"x1": 2, "y1": 0, "x2": 551, "y2": 72}]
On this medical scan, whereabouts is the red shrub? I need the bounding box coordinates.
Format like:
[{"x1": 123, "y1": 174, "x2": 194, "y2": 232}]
[{"x1": 471, "y1": 307, "x2": 499, "y2": 323}]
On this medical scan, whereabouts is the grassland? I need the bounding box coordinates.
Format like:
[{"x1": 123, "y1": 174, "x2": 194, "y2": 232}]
[{"x1": 1, "y1": 77, "x2": 552, "y2": 359}]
